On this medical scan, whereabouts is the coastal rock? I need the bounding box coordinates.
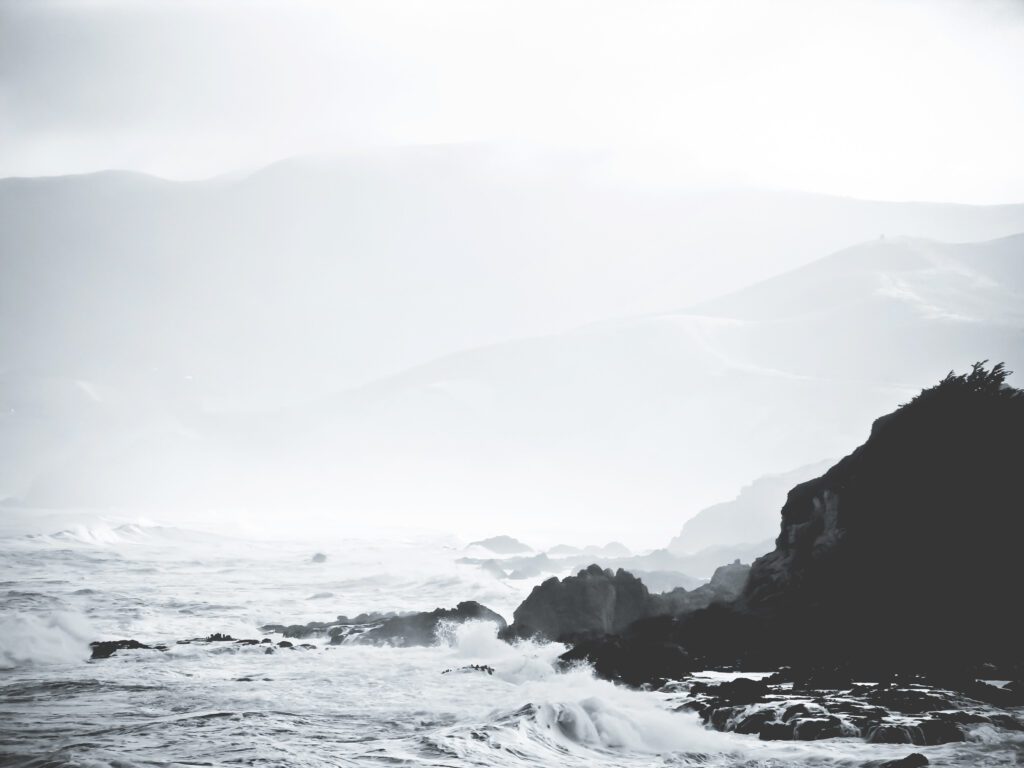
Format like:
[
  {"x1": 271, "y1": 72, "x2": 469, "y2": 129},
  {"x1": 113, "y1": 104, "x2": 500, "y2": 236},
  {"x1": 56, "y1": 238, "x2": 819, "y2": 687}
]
[
  {"x1": 350, "y1": 601, "x2": 506, "y2": 647},
  {"x1": 558, "y1": 636, "x2": 691, "y2": 687},
  {"x1": 89, "y1": 640, "x2": 159, "y2": 659},
  {"x1": 632, "y1": 364, "x2": 1024, "y2": 676},
  {"x1": 655, "y1": 560, "x2": 750, "y2": 615},
  {"x1": 507, "y1": 565, "x2": 652, "y2": 641},
  {"x1": 505, "y1": 560, "x2": 750, "y2": 642},
  {"x1": 442, "y1": 664, "x2": 494, "y2": 675},
  {"x1": 878, "y1": 755, "x2": 929, "y2": 768},
  {"x1": 736, "y1": 364, "x2": 1024, "y2": 672}
]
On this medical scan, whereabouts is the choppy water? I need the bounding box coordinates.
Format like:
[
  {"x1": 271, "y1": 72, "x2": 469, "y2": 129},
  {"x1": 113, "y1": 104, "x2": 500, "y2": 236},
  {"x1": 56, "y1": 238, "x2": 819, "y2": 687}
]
[{"x1": 1, "y1": 514, "x2": 1022, "y2": 767}]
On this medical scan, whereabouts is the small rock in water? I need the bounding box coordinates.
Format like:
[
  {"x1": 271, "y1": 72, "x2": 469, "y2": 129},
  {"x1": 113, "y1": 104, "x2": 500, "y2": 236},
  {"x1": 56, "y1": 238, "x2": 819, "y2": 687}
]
[
  {"x1": 206, "y1": 633, "x2": 235, "y2": 642},
  {"x1": 277, "y1": 640, "x2": 293, "y2": 648},
  {"x1": 878, "y1": 754, "x2": 929, "y2": 768},
  {"x1": 89, "y1": 640, "x2": 153, "y2": 659},
  {"x1": 442, "y1": 664, "x2": 495, "y2": 675},
  {"x1": 311, "y1": 553, "x2": 327, "y2": 563}
]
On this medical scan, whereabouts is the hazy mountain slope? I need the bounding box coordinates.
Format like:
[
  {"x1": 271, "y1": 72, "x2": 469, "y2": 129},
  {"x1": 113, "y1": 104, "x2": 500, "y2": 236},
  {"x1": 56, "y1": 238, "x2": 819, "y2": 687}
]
[
  {"x1": 4, "y1": 146, "x2": 1024, "y2": 412},
  {"x1": 667, "y1": 461, "x2": 834, "y2": 555},
  {"x1": 4, "y1": 143, "x2": 1024, "y2": 536},
  {"x1": 12, "y1": 232, "x2": 1022, "y2": 545}
]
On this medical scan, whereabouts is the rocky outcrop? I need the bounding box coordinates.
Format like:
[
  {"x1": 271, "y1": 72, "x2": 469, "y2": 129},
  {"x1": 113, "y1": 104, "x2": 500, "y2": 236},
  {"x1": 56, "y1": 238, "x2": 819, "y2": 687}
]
[
  {"x1": 671, "y1": 363, "x2": 1024, "y2": 673},
  {"x1": 505, "y1": 560, "x2": 749, "y2": 642},
  {"x1": 578, "y1": 364, "x2": 1024, "y2": 679},
  {"x1": 671, "y1": 667, "x2": 1023, "y2": 745},
  {"x1": 668, "y1": 460, "x2": 832, "y2": 554},
  {"x1": 263, "y1": 602, "x2": 507, "y2": 647},
  {"x1": 657, "y1": 559, "x2": 749, "y2": 614},
  {"x1": 559, "y1": 635, "x2": 692, "y2": 687},
  {"x1": 89, "y1": 639, "x2": 164, "y2": 659},
  {"x1": 506, "y1": 565, "x2": 651, "y2": 641},
  {"x1": 355, "y1": 601, "x2": 506, "y2": 646}
]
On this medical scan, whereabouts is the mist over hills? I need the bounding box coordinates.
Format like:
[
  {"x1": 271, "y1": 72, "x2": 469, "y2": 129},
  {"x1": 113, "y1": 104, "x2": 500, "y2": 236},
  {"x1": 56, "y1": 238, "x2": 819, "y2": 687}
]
[
  {"x1": 667, "y1": 461, "x2": 833, "y2": 555},
  {"x1": 2, "y1": 149, "x2": 1023, "y2": 538}
]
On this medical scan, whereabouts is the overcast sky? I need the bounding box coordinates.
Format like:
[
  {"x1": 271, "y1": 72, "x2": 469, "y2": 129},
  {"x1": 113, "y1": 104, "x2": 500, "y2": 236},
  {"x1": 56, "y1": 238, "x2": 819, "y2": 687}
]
[{"x1": 1, "y1": 0, "x2": 1023, "y2": 202}]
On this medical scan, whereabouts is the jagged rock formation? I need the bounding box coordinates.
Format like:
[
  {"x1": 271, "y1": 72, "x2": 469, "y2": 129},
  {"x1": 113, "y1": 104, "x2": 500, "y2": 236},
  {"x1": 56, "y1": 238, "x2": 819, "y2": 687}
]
[
  {"x1": 674, "y1": 668, "x2": 1023, "y2": 744},
  {"x1": 506, "y1": 565, "x2": 651, "y2": 640},
  {"x1": 505, "y1": 560, "x2": 750, "y2": 641},
  {"x1": 610, "y1": 363, "x2": 1024, "y2": 677},
  {"x1": 356, "y1": 602, "x2": 506, "y2": 646},
  {"x1": 668, "y1": 460, "x2": 832, "y2": 554},
  {"x1": 262, "y1": 601, "x2": 506, "y2": 647}
]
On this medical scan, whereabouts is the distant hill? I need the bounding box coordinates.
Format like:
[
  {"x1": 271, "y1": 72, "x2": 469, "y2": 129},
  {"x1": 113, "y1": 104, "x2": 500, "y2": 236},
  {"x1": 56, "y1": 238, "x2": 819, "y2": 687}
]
[
  {"x1": 3, "y1": 150, "x2": 1023, "y2": 531},
  {"x1": 466, "y1": 535, "x2": 532, "y2": 555},
  {"x1": 668, "y1": 461, "x2": 833, "y2": 554}
]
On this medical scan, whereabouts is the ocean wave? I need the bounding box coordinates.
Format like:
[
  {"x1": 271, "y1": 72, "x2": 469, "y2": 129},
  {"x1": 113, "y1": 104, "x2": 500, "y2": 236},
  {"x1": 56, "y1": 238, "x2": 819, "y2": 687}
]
[{"x1": 0, "y1": 610, "x2": 93, "y2": 669}]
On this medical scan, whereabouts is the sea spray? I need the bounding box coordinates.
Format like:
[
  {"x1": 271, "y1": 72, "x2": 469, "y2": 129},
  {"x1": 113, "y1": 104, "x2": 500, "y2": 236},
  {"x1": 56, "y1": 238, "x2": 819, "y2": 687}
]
[{"x1": 0, "y1": 610, "x2": 93, "y2": 669}]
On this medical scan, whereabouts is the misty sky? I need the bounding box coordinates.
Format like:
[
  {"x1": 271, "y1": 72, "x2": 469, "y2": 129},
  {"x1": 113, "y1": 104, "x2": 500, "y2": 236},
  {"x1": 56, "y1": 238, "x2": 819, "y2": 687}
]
[{"x1": 2, "y1": 0, "x2": 1024, "y2": 203}]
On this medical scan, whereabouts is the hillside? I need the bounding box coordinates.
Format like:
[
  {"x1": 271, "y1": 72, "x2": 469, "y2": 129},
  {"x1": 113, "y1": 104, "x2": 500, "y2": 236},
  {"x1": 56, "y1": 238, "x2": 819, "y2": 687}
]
[{"x1": 3, "y1": 160, "x2": 1023, "y2": 534}]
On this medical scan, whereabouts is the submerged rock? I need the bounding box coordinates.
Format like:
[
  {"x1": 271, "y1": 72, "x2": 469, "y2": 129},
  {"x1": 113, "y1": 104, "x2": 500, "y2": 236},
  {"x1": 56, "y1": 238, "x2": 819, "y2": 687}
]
[
  {"x1": 89, "y1": 640, "x2": 161, "y2": 659},
  {"x1": 354, "y1": 601, "x2": 506, "y2": 647},
  {"x1": 878, "y1": 755, "x2": 929, "y2": 768},
  {"x1": 558, "y1": 636, "x2": 691, "y2": 688},
  {"x1": 442, "y1": 664, "x2": 494, "y2": 675},
  {"x1": 262, "y1": 602, "x2": 506, "y2": 647}
]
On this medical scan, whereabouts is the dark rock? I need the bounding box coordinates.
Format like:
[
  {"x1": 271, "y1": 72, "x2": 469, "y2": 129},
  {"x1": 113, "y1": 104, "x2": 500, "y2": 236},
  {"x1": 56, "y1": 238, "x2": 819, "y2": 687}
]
[
  {"x1": 915, "y1": 717, "x2": 966, "y2": 745},
  {"x1": 558, "y1": 636, "x2": 691, "y2": 688},
  {"x1": 352, "y1": 601, "x2": 506, "y2": 647},
  {"x1": 690, "y1": 677, "x2": 768, "y2": 705},
  {"x1": 89, "y1": 639, "x2": 153, "y2": 659},
  {"x1": 956, "y1": 679, "x2": 1024, "y2": 707},
  {"x1": 234, "y1": 639, "x2": 260, "y2": 646},
  {"x1": 653, "y1": 561, "x2": 750, "y2": 616},
  {"x1": 442, "y1": 664, "x2": 495, "y2": 675},
  {"x1": 782, "y1": 703, "x2": 817, "y2": 722},
  {"x1": 733, "y1": 710, "x2": 776, "y2": 735},
  {"x1": 259, "y1": 621, "x2": 333, "y2": 639},
  {"x1": 707, "y1": 705, "x2": 743, "y2": 731},
  {"x1": 206, "y1": 633, "x2": 234, "y2": 642},
  {"x1": 879, "y1": 754, "x2": 928, "y2": 768},
  {"x1": 989, "y1": 714, "x2": 1024, "y2": 731},
  {"x1": 866, "y1": 725, "x2": 918, "y2": 744},
  {"x1": 759, "y1": 722, "x2": 795, "y2": 740},
  {"x1": 620, "y1": 365, "x2": 1024, "y2": 677},
  {"x1": 311, "y1": 552, "x2": 327, "y2": 563},
  {"x1": 864, "y1": 688, "x2": 954, "y2": 714},
  {"x1": 277, "y1": 640, "x2": 293, "y2": 648},
  {"x1": 792, "y1": 716, "x2": 845, "y2": 740},
  {"x1": 506, "y1": 565, "x2": 653, "y2": 641}
]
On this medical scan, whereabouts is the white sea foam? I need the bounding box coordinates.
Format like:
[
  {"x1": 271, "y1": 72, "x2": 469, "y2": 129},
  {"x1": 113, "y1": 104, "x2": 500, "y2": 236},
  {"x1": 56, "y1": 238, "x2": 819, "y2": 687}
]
[
  {"x1": 1, "y1": 521, "x2": 1021, "y2": 767},
  {"x1": 0, "y1": 610, "x2": 93, "y2": 668}
]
